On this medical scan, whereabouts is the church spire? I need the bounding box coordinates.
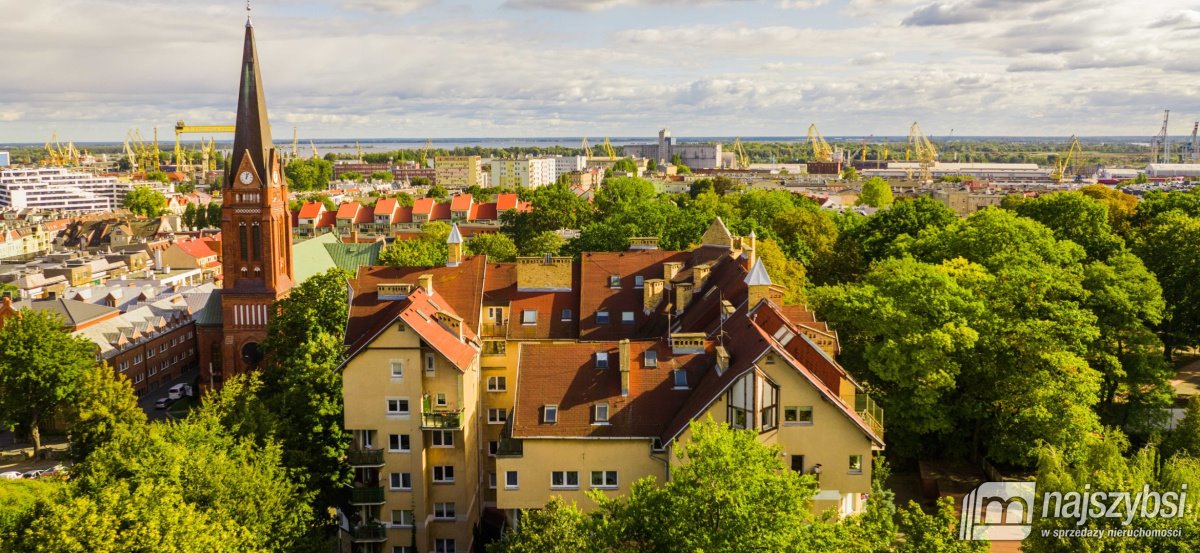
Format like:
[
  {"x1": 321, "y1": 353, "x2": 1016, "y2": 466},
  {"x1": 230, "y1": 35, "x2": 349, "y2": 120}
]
[{"x1": 228, "y1": 10, "x2": 274, "y2": 188}]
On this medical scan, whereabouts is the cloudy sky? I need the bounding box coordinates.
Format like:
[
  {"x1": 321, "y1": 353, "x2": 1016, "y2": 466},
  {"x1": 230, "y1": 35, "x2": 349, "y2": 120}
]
[{"x1": 2, "y1": 0, "x2": 1199, "y2": 143}]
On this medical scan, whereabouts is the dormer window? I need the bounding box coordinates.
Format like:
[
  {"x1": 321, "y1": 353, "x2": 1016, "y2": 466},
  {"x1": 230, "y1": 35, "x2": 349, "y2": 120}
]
[
  {"x1": 561, "y1": 309, "x2": 573, "y2": 321},
  {"x1": 596, "y1": 311, "x2": 610, "y2": 324},
  {"x1": 521, "y1": 310, "x2": 537, "y2": 325},
  {"x1": 543, "y1": 404, "x2": 558, "y2": 424},
  {"x1": 634, "y1": 275, "x2": 644, "y2": 289},
  {"x1": 608, "y1": 275, "x2": 620, "y2": 288},
  {"x1": 772, "y1": 326, "x2": 796, "y2": 347},
  {"x1": 593, "y1": 403, "x2": 609, "y2": 424},
  {"x1": 595, "y1": 351, "x2": 609, "y2": 369},
  {"x1": 673, "y1": 370, "x2": 688, "y2": 389},
  {"x1": 644, "y1": 349, "x2": 657, "y2": 368}
]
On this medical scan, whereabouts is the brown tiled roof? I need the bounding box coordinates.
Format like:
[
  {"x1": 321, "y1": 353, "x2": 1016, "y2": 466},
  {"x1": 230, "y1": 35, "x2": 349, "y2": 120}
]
[
  {"x1": 480, "y1": 262, "x2": 579, "y2": 340},
  {"x1": 354, "y1": 205, "x2": 374, "y2": 224},
  {"x1": 677, "y1": 255, "x2": 750, "y2": 336},
  {"x1": 578, "y1": 250, "x2": 691, "y2": 340},
  {"x1": 174, "y1": 239, "x2": 218, "y2": 260},
  {"x1": 397, "y1": 287, "x2": 478, "y2": 370},
  {"x1": 345, "y1": 256, "x2": 486, "y2": 354},
  {"x1": 513, "y1": 340, "x2": 711, "y2": 439},
  {"x1": 316, "y1": 211, "x2": 337, "y2": 229}
]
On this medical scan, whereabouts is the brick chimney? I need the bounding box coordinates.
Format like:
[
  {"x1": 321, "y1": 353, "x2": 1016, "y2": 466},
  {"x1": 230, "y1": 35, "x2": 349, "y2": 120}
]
[
  {"x1": 674, "y1": 282, "x2": 693, "y2": 314},
  {"x1": 418, "y1": 274, "x2": 433, "y2": 295},
  {"x1": 642, "y1": 278, "x2": 665, "y2": 312},
  {"x1": 619, "y1": 338, "x2": 630, "y2": 397},
  {"x1": 693, "y1": 263, "x2": 712, "y2": 290},
  {"x1": 663, "y1": 261, "x2": 683, "y2": 282}
]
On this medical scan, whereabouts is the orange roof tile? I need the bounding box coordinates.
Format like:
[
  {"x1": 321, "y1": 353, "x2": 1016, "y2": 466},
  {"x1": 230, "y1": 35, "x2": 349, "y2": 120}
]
[
  {"x1": 374, "y1": 198, "x2": 399, "y2": 217},
  {"x1": 336, "y1": 202, "x2": 361, "y2": 220},
  {"x1": 412, "y1": 197, "x2": 435, "y2": 215},
  {"x1": 450, "y1": 194, "x2": 473, "y2": 212},
  {"x1": 495, "y1": 193, "x2": 519, "y2": 212},
  {"x1": 298, "y1": 202, "x2": 324, "y2": 219},
  {"x1": 174, "y1": 239, "x2": 218, "y2": 260}
]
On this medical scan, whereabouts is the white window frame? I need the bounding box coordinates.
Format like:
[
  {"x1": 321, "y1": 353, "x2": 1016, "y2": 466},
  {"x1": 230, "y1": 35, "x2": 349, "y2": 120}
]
[
  {"x1": 593, "y1": 403, "x2": 609, "y2": 425},
  {"x1": 390, "y1": 360, "x2": 404, "y2": 379},
  {"x1": 634, "y1": 275, "x2": 644, "y2": 289},
  {"x1": 390, "y1": 509, "x2": 415, "y2": 528},
  {"x1": 591, "y1": 470, "x2": 618, "y2": 489},
  {"x1": 487, "y1": 376, "x2": 507, "y2": 392},
  {"x1": 672, "y1": 370, "x2": 688, "y2": 389},
  {"x1": 621, "y1": 311, "x2": 634, "y2": 324},
  {"x1": 389, "y1": 472, "x2": 412, "y2": 490},
  {"x1": 433, "y1": 465, "x2": 455, "y2": 483},
  {"x1": 433, "y1": 503, "x2": 456, "y2": 521},
  {"x1": 431, "y1": 430, "x2": 454, "y2": 448},
  {"x1": 551, "y1": 470, "x2": 579, "y2": 489},
  {"x1": 644, "y1": 349, "x2": 658, "y2": 367},
  {"x1": 386, "y1": 398, "x2": 410, "y2": 416},
  {"x1": 608, "y1": 275, "x2": 620, "y2": 288},
  {"x1": 388, "y1": 433, "x2": 410, "y2": 453},
  {"x1": 595, "y1": 351, "x2": 609, "y2": 369},
  {"x1": 849, "y1": 454, "x2": 864, "y2": 474},
  {"x1": 505, "y1": 470, "x2": 519, "y2": 489},
  {"x1": 434, "y1": 538, "x2": 455, "y2": 553},
  {"x1": 543, "y1": 404, "x2": 558, "y2": 424},
  {"x1": 488, "y1": 472, "x2": 497, "y2": 489},
  {"x1": 488, "y1": 408, "x2": 507, "y2": 425}
]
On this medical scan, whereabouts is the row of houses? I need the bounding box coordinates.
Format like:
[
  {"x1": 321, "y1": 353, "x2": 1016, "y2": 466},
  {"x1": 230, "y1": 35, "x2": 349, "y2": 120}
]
[{"x1": 295, "y1": 193, "x2": 531, "y2": 240}]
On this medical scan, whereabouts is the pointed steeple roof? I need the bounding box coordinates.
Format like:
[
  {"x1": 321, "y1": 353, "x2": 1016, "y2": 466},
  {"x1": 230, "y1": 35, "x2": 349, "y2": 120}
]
[
  {"x1": 700, "y1": 217, "x2": 734, "y2": 248},
  {"x1": 447, "y1": 223, "x2": 463, "y2": 244},
  {"x1": 227, "y1": 17, "x2": 274, "y2": 188},
  {"x1": 744, "y1": 258, "x2": 772, "y2": 286}
]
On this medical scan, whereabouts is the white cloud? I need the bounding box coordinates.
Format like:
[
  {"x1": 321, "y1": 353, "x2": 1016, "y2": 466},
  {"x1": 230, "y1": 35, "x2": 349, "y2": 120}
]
[
  {"x1": 502, "y1": 0, "x2": 753, "y2": 11},
  {"x1": 342, "y1": 0, "x2": 436, "y2": 15}
]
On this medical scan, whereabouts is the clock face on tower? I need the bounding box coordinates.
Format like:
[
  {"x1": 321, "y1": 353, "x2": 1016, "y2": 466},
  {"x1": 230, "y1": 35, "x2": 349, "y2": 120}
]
[{"x1": 239, "y1": 170, "x2": 254, "y2": 185}]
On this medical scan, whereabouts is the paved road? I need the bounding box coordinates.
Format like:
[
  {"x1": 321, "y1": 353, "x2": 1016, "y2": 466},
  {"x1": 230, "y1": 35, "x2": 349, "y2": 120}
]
[{"x1": 138, "y1": 368, "x2": 201, "y2": 421}]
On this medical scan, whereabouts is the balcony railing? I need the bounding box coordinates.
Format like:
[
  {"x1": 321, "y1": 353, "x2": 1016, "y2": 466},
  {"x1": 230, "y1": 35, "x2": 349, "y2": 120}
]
[
  {"x1": 481, "y1": 320, "x2": 508, "y2": 337},
  {"x1": 351, "y1": 523, "x2": 388, "y2": 542},
  {"x1": 482, "y1": 340, "x2": 507, "y2": 357},
  {"x1": 420, "y1": 409, "x2": 463, "y2": 430},
  {"x1": 347, "y1": 448, "x2": 385, "y2": 467},
  {"x1": 350, "y1": 486, "x2": 385, "y2": 505},
  {"x1": 855, "y1": 394, "x2": 884, "y2": 440}
]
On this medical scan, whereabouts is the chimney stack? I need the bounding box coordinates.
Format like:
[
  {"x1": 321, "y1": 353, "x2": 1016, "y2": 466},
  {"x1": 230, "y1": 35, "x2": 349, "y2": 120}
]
[
  {"x1": 619, "y1": 338, "x2": 630, "y2": 397},
  {"x1": 418, "y1": 274, "x2": 433, "y2": 295}
]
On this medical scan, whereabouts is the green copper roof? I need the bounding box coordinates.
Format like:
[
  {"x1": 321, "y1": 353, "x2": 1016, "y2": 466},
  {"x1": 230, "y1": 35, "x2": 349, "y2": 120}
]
[
  {"x1": 292, "y1": 233, "x2": 339, "y2": 284},
  {"x1": 324, "y1": 241, "x2": 382, "y2": 273}
]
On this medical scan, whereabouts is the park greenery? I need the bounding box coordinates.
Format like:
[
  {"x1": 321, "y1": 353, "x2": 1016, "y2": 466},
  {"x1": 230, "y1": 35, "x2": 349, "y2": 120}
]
[
  {"x1": 121, "y1": 185, "x2": 168, "y2": 217},
  {"x1": 283, "y1": 158, "x2": 333, "y2": 192}
]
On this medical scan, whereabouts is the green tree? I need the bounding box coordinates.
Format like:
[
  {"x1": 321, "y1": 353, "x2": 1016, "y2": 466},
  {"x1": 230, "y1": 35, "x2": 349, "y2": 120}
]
[
  {"x1": 856, "y1": 177, "x2": 893, "y2": 208},
  {"x1": 522, "y1": 231, "x2": 565, "y2": 256},
  {"x1": 378, "y1": 222, "x2": 451, "y2": 267},
  {"x1": 1164, "y1": 396, "x2": 1200, "y2": 460},
  {"x1": 895, "y1": 498, "x2": 988, "y2": 553},
  {"x1": 427, "y1": 184, "x2": 449, "y2": 200},
  {"x1": 206, "y1": 202, "x2": 222, "y2": 227},
  {"x1": 66, "y1": 365, "x2": 146, "y2": 463},
  {"x1": 841, "y1": 166, "x2": 860, "y2": 180},
  {"x1": 410, "y1": 176, "x2": 431, "y2": 188},
  {"x1": 594, "y1": 176, "x2": 656, "y2": 216},
  {"x1": 756, "y1": 239, "x2": 806, "y2": 305},
  {"x1": 611, "y1": 158, "x2": 637, "y2": 174},
  {"x1": 467, "y1": 233, "x2": 519, "y2": 262},
  {"x1": 1012, "y1": 191, "x2": 1123, "y2": 261},
  {"x1": 182, "y1": 202, "x2": 197, "y2": 229},
  {"x1": 488, "y1": 498, "x2": 593, "y2": 553},
  {"x1": 284, "y1": 158, "x2": 333, "y2": 192},
  {"x1": 369, "y1": 171, "x2": 394, "y2": 182},
  {"x1": 122, "y1": 185, "x2": 168, "y2": 217},
  {"x1": 395, "y1": 191, "x2": 415, "y2": 207},
  {"x1": 193, "y1": 203, "x2": 209, "y2": 229},
  {"x1": 341, "y1": 172, "x2": 362, "y2": 182},
  {"x1": 144, "y1": 170, "x2": 170, "y2": 185},
  {"x1": 0, "y1": 310, "x2": 98, "y2": 456},
  {"x1": 1131, "y1": 210, "x2": 1200, "y2": 358}
]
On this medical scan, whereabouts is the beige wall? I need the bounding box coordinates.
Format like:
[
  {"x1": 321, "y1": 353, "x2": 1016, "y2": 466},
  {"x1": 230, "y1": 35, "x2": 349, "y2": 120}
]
[
  {"x1": 343, "y1": 318, "x2": 482, "y2": 553},
  {"x1": 496, "y1": 439, "x2": 666, "y2": 511}
]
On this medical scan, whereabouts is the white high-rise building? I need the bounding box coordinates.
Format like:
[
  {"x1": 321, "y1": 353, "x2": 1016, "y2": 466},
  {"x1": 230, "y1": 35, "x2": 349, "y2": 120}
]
[
  {"x1": 0, "y1": 168, "x2": 134, "y2": 212},
  {"x1": 0, "y1": 152, "x2": 10, "y2": 167},
  {"x1": 552, "y1": 155, "x2": 586, "y2": 179}
]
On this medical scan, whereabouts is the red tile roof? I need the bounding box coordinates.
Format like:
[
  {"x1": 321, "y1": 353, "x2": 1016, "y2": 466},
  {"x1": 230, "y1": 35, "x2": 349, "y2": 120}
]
[
  {"x1": 431, "y1": 202, "x2": 451, "y2": 221},
  {"x1": 374, "y1": 198, "x2": 399, "y2": 218},
  {"x1": 317, "y1": 211, "x2": 337, "y2": 229},
  {"x1": 472, "y1": 202, "x2": 497, "y2": 221},
  {"x1": 174, "y1": 238, "x2": 218, "y2": 260},
  {"x1": 495, "y1": 193, "x2": 518, "y2": 212},
  {"x1": 298, "y1": 202, "x2": 324, "y2": 219},
  {"x1": 392, "y1": 287, "x2": 478, "y2": 371},
  {"x1": 354, "y1": 205, "x2": 374, "y2": 224},
  {"x1": 513, "y1": 340, "x2": 711, "y2": 439},
  {"x1": 450, "y1": 194, "x2": 473, "y2": 212},
  {"x1": 345, "y1": 256, "x2": 487, "y2": 355},
  {"x1": 336, "y1": 202, "x2": 361, "y2": 220},
  {"x1": 412, "y1": 197, "x2": 435, "y2": 216},
  {"x1": 394, "y1": 206, "x2": 413, "y2": 224}
]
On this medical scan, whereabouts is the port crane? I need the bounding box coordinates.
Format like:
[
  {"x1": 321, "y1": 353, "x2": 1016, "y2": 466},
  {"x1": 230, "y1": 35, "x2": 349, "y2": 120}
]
[
  {"x1": 601, "y1": 137, "x2": 617, "y2": 160},
  {"x1": 906, "y1": 122, "x2": 937, "y2": 183},
  {"x1": 1050, "y1": 135, "x2": 1082, "y2": 184},
  {"x1": 174, "y1": 120, "x2": 235, "y2": 171},
  {"x1": 581, "y1": 137, "x2": 593, "y2": 159},
  {"x1": 807, "y1": 124, "x2": 833, "y2": 162},
  {"x1": 731, "y1": 137, "x2": 750, "y2": 169},
  {"x1": 1150, "y1": 110, "x2": 1170, "y2": 164}
]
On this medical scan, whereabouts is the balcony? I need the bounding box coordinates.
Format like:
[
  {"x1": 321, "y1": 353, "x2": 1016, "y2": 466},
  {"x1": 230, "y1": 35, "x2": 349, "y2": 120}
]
[
  {"x1": 351, "y1": 523, "x2": 388, "y2": 542},
  {"x1": 855, "y1": 394, "x2": 884, "y2": 441},
  {"x1": 350, "y1": 486, "x2": 385, "y2": 505},
  {"x1": 420, "y1": 409, "x2": 463, "y2": 430},
  {"x1": 482, "y1": 340, "x2": 507, "y2": 357},
  {"x1": 347, "y1": 448, "x2": 385, "y2": 467},
  {"x1": 481, "y1": 320, "x2": 508, "y2": 337}
]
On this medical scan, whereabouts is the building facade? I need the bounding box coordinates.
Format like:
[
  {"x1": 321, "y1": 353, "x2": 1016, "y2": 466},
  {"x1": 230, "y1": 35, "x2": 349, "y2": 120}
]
[
  {"x1": 622, "y1": 129, "x2": 723, "y2": 170},
  {"x1": 488, "y1": 158, "x2": 554, "y2": 189},
  {"x1": 197, "y1": 17, "x2": 295, "y2": 392},
  {"x1": 341, "y1": 219, "x2": 884, "y2": 552},
  {"x1": 434, "y1": 157, "x2": 483, "y2": 189},
  {"x1": 0, "y1": 168, "x2": 134, "y2": 212}
]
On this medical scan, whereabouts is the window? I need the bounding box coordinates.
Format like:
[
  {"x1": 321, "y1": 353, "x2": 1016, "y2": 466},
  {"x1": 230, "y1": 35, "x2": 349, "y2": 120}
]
[
  {"x1": 147, "y1": 349, "x2": 155, "y2": 359},
  {"x1": 591, "y1": 471, "x2": 618, "y2": 488},
  {"x1": 561, "y1": 308, "x2": 573, "y2": 321},
  {"x1": 435, "y1": 393, "x2": 447, "y2": 406},
  {"x1": 644, "y1": 349, "x2": 657, "y2": 367},
  {"x1": 359, "y1": 430, "x2": 376, "y2": 449},
  {"x1": 386, "y1": 398, "x2": 409, "y2": 415},
  {"x1": 391, "y1": 509, "x2": 414, "y2": 527},
  {"x1": 135, "y1": 372, "x2": 144, "y2": 383},
  {"x1": 149, "y1": 364, "x2": 157, "y2": 376},
  {"x1": 543, "y1": 404, "x2": 558, "y2": 424},
  {"x1": 488, "y1": 408, "x2": 507, "y2": 424},
  {"x1": 388, "y1": 434, "x2": 410, "y2": 452},
  {"x1": 595, "y1": 352, "x2": 609, "y2": 369},
  {"x1": 390, "y1": 360, "x2": 404, "y2": 378},
  {"x1": 551, "y1": 471, "x2": 579, "y2": 489},
  {"x1": 761, "y1": 381, "x2": 779, "y2": 431},
  {"x1": 521, "y1": 310, "x2": 537, "y2": 325},
  {"x1": 431, "y1": 430, "x2": 454, "y2": 447},
  {"x1": 505, "y1": 471, "x2": 519, "y2": 489},
  {"x1": 593, "y1": 403, "x2": 609, "y2": 424},
  {"x1": 488, "y1": 472, "x2": 497, "y2": 489},
  {"x1": 621, "y1": 311, "x2": 634, "y2": 324},
  {"x1": 596, "y1": 310, "x2": 610, "y2": 324},
  {"x1": 434, "y1": 539, "x2": 455, "y2": 553},
  {"x1": 134, "y1": 354, "x2": 143, "y2": 364},
  {"x1": 488, "y1": 441, "x2": 499, "y2": 456},
  {"x1": 791, "y1": 455, "x2": 805, "y2": 474},
  {"x1": 170, "y1": 338, "x2": 177, "y2": 347},
  {"x1": 118, "y1": 361, "x2": 129, "y2": 372},
  {"x1": 487, "y1": 376, "x2": 506, "y2": 391},
  {"x1": 849, "y1": 455, "x2": 864, "y2": 474},
  {"x1": 433, "y1": 465, "x2": 455, "y2": 483},
  {"x1": 784, "y1": 406, "x2": 814, "y2": 425},
  {"x1": 160, "y1": 344, "x2": 167, "y2": 353},
  {"x1": 634, "y1": 275, "x2": 644, "y2": 288},
  {"x1": 389, "y1": 472, "x2": 412, "y2": 490},
  {"x1": 433, "y1": 503, "x2": 456, "y2": 520},
  {"x1": 727, "y1": 373, "x2": 753, "y2": 430},
  {"x1": 772, "y1": 325, "x2": 796, "y2": 346},
  {"x1": 651, "y1": 438, "x2": 666, "y2": 452},
  {"x1": 608, "y1": 275, "x2": 620, "y2": 288},
  {"x1": 425, "y1": 353, "x2": 435, "y2": 375},
  {"x1": 672, "y1": 370, "x2": 688, "y2": 389},
  {"x1": 765, "y1": 354, "x2": 776, "y2": 364},
  {"x1": 393, "y1": 547, "x2": 414, "y2": 553}
]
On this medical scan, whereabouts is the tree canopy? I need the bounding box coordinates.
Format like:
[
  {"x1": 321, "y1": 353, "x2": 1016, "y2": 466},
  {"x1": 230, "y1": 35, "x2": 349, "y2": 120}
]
[{"x1": 122, "y1": 186, "x2": 168, "y2": 217}]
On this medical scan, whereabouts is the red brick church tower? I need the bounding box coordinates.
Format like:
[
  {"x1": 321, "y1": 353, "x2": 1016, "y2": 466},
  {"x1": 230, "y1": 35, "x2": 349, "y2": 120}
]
[{"x1": 199, "y1": 13, "x2": 294, "y2": 391}]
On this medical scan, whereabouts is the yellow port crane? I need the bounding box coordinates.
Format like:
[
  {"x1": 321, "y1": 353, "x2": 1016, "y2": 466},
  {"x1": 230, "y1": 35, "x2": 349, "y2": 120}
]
[
  {"x1": 807, "y1": 124, "x2": 833, "y2": 162},
  {"x1": 290, "y1": 127, "x2": 299, "y2": 164},
  {"x1": 419, "y1": 138, "x2": 433, "y2": 167},
  {"x1": 601, "y1": 137, "x2": 617, "y2": 160},
  {"x1": 128, "y1": 129, "x2": 161, "y2": 174},
  {"x1": 174, "y1": 121, "x2": 235, "y2": 172},
  {"x1": 201, "y1": 138, "x2": 218, "y2": 172},
  {"x1": 581, "y1": 137, "x2": 593, "y2": 159},
  {"x1": 732, "y1": 137, "x2": 750, "y2": 169},
  {"x1": 906, "y1": 122, "x2": 937, "y2": 182},
  {"x1": 123, "y1": 139, "x2": 138, "y2": 172},
  {"x1": 43, "y1": 132, "x2": 63, "y2": 167},
  {"x1": 1050, "y1": 135, "x2": 1082, "y2": 184},
  {"x1": 310, "y1": 140, "x2": 319, "y2": 160}
]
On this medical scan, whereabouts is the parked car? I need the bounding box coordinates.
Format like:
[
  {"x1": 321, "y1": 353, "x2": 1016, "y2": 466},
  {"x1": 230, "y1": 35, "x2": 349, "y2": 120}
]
[
  {"x1": 22, "y1": 469, "x2": 43, "y2": 479},
  {"x1": 155, "y1": 397, "x2": 171, "y2": 409},
  {"x1": 167, "y1": 383, "x2": 193, "y2": 400},
  {"x1": 0, "y1": 471, "x2": 22, "y2": 480},
  {"x1": 40, "y1": 465, "x2": 67, "y2": 478}
]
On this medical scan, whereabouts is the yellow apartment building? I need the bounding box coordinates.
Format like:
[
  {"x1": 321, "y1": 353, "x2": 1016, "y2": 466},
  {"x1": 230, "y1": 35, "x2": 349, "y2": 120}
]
[{"x1": 433, "y1": 156, "x2": 483, "y2": 189}]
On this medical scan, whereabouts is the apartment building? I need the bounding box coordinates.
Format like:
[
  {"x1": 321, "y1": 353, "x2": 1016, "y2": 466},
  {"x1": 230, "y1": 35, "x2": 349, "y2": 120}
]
[
  {"x1": 433, "y1": 157, "x2": 483, "y2": 189},
  {"x1": 293, "y1": 194, "x2": 531, "y2": 242},
  {"x1": 341, "y1": 219, "x2": 883, "y2": 552},
  {"x1": 488, "y1": 158, "x2": 555, "y2": 189}
]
